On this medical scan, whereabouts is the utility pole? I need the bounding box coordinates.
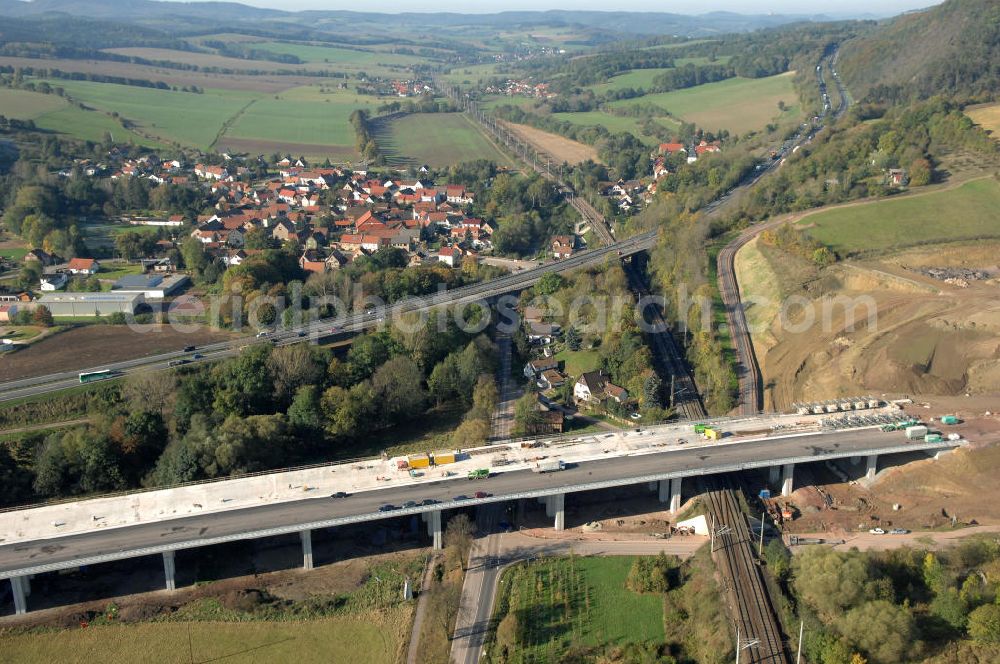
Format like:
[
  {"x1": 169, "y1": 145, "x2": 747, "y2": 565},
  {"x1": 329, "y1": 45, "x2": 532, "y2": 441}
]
[
  {"x1": 796, "y1": 620, "x2": 804, "y2": 664},
  {"x1": 759, "y1": 511, "x2": 765, "y2": 557}
]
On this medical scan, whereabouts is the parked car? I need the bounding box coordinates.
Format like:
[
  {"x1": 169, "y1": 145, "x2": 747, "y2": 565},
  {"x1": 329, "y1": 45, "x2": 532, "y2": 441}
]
[
  {"x1": 330, "y1": 492, "x2": 349, "y2": 499},
  {"x1": 402, "y1": 500, "x2": 418, "y2": 508},
  {"x1": 183, "y1": 345, "x2": 196, "y2": 352},
  {"x1": 421, "y1": 499, "x2": 441, "y2": 506},
  {"x1": 192, "y1": 353, "x2": 204, "y2": 359},
  {"x1": 869, "y1": 528, "x2": 886, "y2": 535},
  {"x1": 474, "y1": 491, "x2": 492, "y2": 499},
  {"x1": 453, "y1": 495, "x2": 469, "y2": 501},
  {"x1": 378, "y1": 504, "x2": 397, "y2": 512},
  {"x1": 889, "y1": 528, "x2": 910, "y2": 535}
]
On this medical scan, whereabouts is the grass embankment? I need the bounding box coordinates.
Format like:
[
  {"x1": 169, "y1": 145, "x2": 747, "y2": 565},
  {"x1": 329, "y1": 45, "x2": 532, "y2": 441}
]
[{"x1": 799, "y1": 177, "x2": 1000, "y2": 256}]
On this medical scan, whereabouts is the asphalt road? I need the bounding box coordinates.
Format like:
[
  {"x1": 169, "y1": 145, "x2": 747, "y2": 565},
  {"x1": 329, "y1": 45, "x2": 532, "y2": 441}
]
[
  {"x1": 0, "y1": 232, "x2": 656, "y2": 403},
  {"x1": 0, "y1": 428, "x2": 941, "y2": 576}
]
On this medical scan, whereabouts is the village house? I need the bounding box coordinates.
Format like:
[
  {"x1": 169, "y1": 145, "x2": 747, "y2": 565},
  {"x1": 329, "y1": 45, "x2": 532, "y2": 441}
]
[
  {"x1": 551, "y1": 235, "x2": 575, "y2": 259},
  {"x1": 574, "y1": 370, "x2": 628, "y2": 406},
  {"x1": 66, "y1": 258, "x2": 100, "y2": 275},
  {"x1": 523, "y1": 357, "x2": 559, "y2": 379}
]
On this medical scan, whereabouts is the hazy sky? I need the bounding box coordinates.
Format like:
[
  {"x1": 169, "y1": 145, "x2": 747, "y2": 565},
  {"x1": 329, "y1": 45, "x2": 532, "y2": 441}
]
[{"x1": 184, "y1": 0, "x2": 939, "y2": 17}]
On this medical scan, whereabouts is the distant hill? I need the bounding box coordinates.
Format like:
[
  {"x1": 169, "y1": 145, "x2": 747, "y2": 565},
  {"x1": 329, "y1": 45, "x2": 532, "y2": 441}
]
[
  {"x1": 0, "y1": 0, "x2": 842, "y2": 38},
  {"x1": 839, "y1": 0, "x2": 1000, "y2": 103}
]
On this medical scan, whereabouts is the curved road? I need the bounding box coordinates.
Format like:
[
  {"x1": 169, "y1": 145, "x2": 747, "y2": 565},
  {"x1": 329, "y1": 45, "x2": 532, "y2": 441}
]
[{"x1": 717, "y1": 50, "x2": 851, "y2": 415}]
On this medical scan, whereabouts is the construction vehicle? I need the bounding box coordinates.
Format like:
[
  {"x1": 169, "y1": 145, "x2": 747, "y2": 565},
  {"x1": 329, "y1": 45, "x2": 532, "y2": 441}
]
[
  {"x1": 467, "y1": 468, "x2": 490, "y2": 480},
  {"x1": 924, "y1": 433, "x2": 943, "y2": 443},
  {"x1": 703, "y1": 428, "x2": 721, "y2": 441},
  {"x1": 905, "y1": 425, "x2": 929, "y2": 440},
  {"x1": 407, "y1": 453, "x2": 430, "y2": 469},
  {"x1": 941, "y1": 415, "x2": 960, "y2": 425},
  {"x1": 693, "y1": 423, "x2": 708, "y2": 434},
  {"x1": 532, "y1": 459, "x2": 565, "y2": 473}
]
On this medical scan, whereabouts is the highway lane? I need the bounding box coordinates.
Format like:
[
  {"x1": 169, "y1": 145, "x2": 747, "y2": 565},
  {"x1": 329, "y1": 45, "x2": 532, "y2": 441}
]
[
  {"x1": 0, "y1": 428, "x2": 942, "y2": 576},
  {"x1": 0, "y1": 232, "x2": 656, "y2": 402}
]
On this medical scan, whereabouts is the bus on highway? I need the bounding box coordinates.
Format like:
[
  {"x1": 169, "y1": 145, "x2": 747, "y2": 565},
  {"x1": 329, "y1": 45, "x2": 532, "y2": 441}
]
[{"x1": 78, "y1": 370, "x2": 114, "y2": 384}]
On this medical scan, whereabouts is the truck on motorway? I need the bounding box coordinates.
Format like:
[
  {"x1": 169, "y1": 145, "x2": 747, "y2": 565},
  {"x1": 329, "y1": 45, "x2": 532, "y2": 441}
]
[
  {"x1": 905, "y1": 425, "x2": 929, "y2": 440},
  {"x1": 532, "y1": 460, "x2": 565, "y2": 473}
]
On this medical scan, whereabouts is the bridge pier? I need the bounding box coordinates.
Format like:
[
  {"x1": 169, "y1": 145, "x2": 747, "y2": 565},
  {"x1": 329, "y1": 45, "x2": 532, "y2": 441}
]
[
  {"x1": 300, "y1": 529, "x2": 314, "y2": 570},
  {"x1": 162, "y1": 550, "x2": 177, "y2": 591},
  {"x1": 428, "y1": 510, "x2": 443, "y2": 550},
  {"x1": 10, "y1": 576, "x2": 28, "y2": 615},
  {"x1": 768, "y1": 465, "x2": 780, "y2": 486},
  {"x1": 657, "y1": 480, "x2": 669, "y2": 503},
  {"x1": 669, "y1": 478, "x2": 682, "y2": 514},
  {"x1": 866, "y1": 455, "x2": 878, "y2": 481},
  {"x1": 781, "y1": 464, "x2": 795, "y2": 497},
  {"x1": 551, "y1": 494, "x2": 565, "y2": 531}
]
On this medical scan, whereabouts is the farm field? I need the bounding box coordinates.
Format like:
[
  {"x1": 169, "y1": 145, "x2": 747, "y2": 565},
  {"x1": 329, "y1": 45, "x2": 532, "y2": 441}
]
[
  {"x1": 799, "y1": 177, "x2": 1000, "y2": 255},
  {"x1": 44, "y1": 80, "x2": 258, "y2": 150},
  {"x1": 586, "y1": 68, "x2": 674, "y2": 94},
  {"x1": 503, "y1": 122, "x2": 599, "y2": 165},
  {"x1": 488, "y1": 556, "x2": 665, "y2": 662},
  {"x1": 252, "y1": 41, "x2": 427, "y2": 72},
  {"x1": 440, "y1": 62, "x2": 509, "y2": 86},
  {"x1": 221, "y1": 86, "x2": 378, "y2": 160},
  {"x1": 0, "y1": 87, "x2": 157, "y2": 146},
  {"x1": 609, "y1": 72, "x2": 798, "y2": 135},
  {"x1": 102, "y1": 47, "x2": 325, "y2": 73},
  {"x1": 0, "y1": 55, "x2": 310, "y2": 93},
  {"x1": 966, "y1": 101, "x2": 1000, "y2": 138},
  {"x1": 0, "y1": 88, "x2": 66, "y2": 119},
  {"x1": 550, "y1": 111, "x2": 673, "y2": 145},
  {"x1": 0, "y1": 614, "x2": 407, "y2": 664},
  {"x1": 373, "y1": 112, "x2": 513, "y2": 167},
  {"x1": 480, "y1": 95, "x2": 536, "y2": 110}
]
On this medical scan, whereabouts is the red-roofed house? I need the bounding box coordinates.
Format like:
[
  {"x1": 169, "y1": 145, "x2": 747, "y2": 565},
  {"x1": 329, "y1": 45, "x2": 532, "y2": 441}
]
[{"x1": 67, "y1": 258, "x2": 100, "y2": 275}]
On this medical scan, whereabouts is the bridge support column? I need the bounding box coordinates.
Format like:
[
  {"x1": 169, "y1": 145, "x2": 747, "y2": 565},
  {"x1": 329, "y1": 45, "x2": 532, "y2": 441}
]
[
  {"x1": 768, "y1": 465, "x2": 780, "y2": 486},
  {"x1": 669, "y1": 478, "x2": 682, "y2": 514},
  {"x1": 428, "y1": 510, "x2": 443, "y2": 550},
  {"x1": 552, "y1": 494, "x2": 565, "y2": 531},
  {"x1": 850, "y1": 456, "x2": 861, "y2": 465},
  {"x1": 300, "y1": 530, "x2": 313, "y2": 571},
  {"x1": 162, "y1": 550, "x2": 176, "y2": 591},
  {"x1": 648, "y1": 481, "x2": 658, "y2": 492},
  {"x1": 781, "y1": 464, "x2": 795, "y2": 498},
  {"x1": 657, "y1": 480, "x2": 669, "y2": 503},
  {"x1": 866, "y1": 455, "x2": 878, "y2": 481},
  {"x1": 544, "y1": 496, "x2": 555, "y2": 518},
  {"x1": 10, "y1": 576, "x2": 28, "y2": 615}
]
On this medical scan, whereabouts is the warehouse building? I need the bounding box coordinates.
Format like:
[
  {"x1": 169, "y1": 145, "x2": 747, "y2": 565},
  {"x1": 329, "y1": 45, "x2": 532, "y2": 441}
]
[
  {"x1": 37, "y1": 292, "x2": 145, "y2": 317},
  {"x1": 111, "y1": 274, "x2": 190, "y2": 299}
]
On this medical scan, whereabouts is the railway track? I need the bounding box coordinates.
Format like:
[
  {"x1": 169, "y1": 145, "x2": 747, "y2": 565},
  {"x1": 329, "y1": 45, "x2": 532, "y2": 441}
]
[
  {"x1": 625, "y1": 263, "x2": 706, "y2": 420},
  {"x1": 704, "y1": 480, "x2": 788, "y2": 664}
]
